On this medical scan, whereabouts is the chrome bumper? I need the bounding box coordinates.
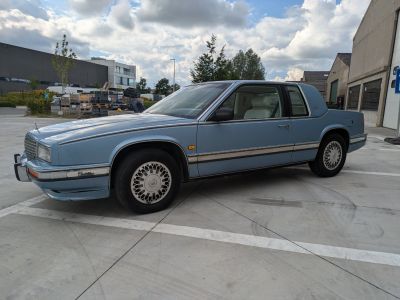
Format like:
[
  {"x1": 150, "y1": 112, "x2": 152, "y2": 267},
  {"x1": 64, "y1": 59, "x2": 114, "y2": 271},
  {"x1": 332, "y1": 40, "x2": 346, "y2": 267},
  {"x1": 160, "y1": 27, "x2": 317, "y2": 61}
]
[
  {"x1": 350, "y1": 133, "x2": 367, "y2": 144},
  {"x1": 14, "y1": 153, "x2": 110, "y2": 182},
  {"x1": 14, "y1": 154, "x2": 31, "y2": 182}
]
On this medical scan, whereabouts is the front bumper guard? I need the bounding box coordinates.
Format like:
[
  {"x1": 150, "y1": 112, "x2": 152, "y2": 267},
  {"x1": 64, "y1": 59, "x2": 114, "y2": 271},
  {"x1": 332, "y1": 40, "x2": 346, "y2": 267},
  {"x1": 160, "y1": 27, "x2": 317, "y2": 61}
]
[{"x1": 14, "y1": 154, "x2": 31, "y2": 182}]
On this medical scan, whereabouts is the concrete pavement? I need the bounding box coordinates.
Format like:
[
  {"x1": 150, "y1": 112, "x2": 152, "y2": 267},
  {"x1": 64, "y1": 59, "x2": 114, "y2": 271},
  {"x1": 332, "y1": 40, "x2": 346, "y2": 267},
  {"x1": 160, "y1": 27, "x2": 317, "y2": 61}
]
[{"x1": 0, "y1": 113, "x2": 400, "y2": 299}]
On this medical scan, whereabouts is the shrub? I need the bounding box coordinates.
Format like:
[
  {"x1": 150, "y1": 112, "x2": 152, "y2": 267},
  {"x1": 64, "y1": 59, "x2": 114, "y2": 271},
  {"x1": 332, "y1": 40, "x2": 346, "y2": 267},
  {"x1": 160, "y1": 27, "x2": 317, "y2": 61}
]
[
  {"x1": 0, "y1": 90, "x2": 55, "y2": 106},
  {"x1": 0, "y1": 101, "x2": 16, "y2": 108},
  {"x1": 0, "y1": 90, "x2": 55, "y2": 114},
  {"x1": 143, "y1": 99, "x2": 155, "y2": 109},
  {"x1": 27, "y1": 98, "x2": 51, "y2": 114}
]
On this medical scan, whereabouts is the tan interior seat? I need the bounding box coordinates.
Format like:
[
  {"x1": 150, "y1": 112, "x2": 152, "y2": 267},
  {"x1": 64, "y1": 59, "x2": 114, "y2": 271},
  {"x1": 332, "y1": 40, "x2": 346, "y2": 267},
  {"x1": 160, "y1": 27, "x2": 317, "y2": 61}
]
[{"x1": 244, "y1": 94, "x2": 281, "y2": 119}]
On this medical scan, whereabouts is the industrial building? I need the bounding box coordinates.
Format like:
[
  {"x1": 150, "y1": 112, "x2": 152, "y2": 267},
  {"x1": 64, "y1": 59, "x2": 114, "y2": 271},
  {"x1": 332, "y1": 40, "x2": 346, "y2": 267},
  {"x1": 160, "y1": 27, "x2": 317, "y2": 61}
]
[
  {"x1": 346, "y1": 0, "x2": 400, "y2": 129},
  {"x1": 0, "y1": 42, "x2": 108, "y2": 94},
  {"x1": 0, "y1": 43, "x2": 137, "y2": 94}
]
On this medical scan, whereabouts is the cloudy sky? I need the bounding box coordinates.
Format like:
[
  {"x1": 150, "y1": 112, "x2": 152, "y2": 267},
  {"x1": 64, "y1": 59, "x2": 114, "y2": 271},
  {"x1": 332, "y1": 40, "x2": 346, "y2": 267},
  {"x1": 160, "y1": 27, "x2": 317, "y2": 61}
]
[{"x1": 0, "y1": 0, "x2": 370, "y2": 86}]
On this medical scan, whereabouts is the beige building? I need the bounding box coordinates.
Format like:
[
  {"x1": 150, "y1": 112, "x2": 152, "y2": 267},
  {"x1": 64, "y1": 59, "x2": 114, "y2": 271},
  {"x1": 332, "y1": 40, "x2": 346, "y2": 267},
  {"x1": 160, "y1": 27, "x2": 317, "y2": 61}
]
[
  {"x1": 347, "y1": 0, "x2": 400, "y2": 128},
  {"x1": 300, "y1": 71, "x2": 330, "y2": 100},
  {"x1": 326, "y1": 53, "x2": 351, "y2": 106}
]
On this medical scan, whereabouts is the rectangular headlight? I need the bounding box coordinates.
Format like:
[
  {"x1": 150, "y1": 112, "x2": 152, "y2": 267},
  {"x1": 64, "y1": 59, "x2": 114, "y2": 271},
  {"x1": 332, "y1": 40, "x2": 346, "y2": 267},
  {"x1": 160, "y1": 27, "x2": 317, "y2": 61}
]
[{"x1": 37, "y1": 144, "x2": 51, "y2": 162}]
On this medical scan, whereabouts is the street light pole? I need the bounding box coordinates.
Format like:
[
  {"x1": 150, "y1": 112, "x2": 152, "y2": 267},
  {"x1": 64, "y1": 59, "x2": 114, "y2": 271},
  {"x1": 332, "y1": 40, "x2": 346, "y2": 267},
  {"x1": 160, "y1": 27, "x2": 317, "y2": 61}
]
[{"x1": 170, "y1": 58, "x2": 176, "y2": 93}]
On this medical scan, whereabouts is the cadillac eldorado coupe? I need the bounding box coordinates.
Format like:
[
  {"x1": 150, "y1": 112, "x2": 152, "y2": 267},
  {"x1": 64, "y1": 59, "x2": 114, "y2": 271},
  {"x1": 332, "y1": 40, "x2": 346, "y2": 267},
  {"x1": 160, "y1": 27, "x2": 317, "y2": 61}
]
[{"x1": 14, "y1": 81, "x2": 367, "y2": 213}]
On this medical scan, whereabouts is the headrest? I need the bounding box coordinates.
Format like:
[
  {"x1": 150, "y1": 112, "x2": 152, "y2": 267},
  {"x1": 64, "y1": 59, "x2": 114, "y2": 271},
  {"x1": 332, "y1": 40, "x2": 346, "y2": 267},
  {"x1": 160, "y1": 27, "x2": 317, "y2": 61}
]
[
  {"x1": 251, "y1": 94, "x2": 280, "y2": 108},
  {"x1": 251, "y1": 95, "x2": 268, "y2": 107}
]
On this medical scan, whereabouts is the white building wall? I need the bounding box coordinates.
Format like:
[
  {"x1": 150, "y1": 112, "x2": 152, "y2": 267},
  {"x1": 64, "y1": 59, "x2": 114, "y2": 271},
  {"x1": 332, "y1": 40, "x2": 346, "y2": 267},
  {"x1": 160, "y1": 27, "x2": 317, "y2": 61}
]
[
  {"x1": 89, "y1": 59, "x2": 136, "y2": 90},
  {"x1": 384, "y1": 13, "x2": 400, "y2": 129}
]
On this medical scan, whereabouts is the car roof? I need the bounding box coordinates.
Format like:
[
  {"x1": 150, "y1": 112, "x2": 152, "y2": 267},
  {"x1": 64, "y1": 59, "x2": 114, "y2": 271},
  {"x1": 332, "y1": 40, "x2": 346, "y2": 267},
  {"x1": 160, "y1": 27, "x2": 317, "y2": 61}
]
[{"x1": 191, "y1": 80, "x2": 298, "y2": 86}]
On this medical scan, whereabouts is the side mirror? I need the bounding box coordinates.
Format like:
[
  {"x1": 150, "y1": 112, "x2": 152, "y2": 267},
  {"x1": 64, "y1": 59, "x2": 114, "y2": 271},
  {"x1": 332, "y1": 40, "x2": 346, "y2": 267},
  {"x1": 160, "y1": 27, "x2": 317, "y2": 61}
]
[{"x1": 210, "y1": 107, "x2": 234, "y2": 122}]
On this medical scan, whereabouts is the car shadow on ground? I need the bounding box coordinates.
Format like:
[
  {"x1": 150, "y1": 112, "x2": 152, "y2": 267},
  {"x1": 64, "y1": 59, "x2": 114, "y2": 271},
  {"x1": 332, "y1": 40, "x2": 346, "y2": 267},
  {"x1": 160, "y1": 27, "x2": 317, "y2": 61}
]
[{"x1": 31, "y1": 165, "x2": 320, "y2": 218}]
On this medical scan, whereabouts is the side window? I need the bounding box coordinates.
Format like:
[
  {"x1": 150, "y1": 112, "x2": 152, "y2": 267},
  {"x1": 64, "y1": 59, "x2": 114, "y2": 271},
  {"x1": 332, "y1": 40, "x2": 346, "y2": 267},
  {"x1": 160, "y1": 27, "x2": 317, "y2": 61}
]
[
  {"x1": 287, "y1": 86, "x2": 308, "y2": 117},
  {"x1": 220, "y1": 85, "x2": 284, "y2": 120}
]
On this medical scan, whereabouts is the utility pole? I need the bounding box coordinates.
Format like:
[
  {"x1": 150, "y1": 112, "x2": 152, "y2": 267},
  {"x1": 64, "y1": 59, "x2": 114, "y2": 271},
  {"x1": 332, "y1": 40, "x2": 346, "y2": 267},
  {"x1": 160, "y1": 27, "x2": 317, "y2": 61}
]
[{"x1": 170, "y1": 58, "x2": 176, "y2": 93}]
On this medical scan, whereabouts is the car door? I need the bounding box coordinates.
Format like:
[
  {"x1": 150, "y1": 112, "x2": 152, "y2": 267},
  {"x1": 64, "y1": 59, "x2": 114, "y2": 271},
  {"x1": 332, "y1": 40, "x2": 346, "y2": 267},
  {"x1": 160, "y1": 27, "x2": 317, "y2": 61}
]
[
  {"x1": 196, "y1": 84, "x2": 293, "y2": 177},
  {"x1": 284, "y1": 84, "x2": 321, "y2": 163}
]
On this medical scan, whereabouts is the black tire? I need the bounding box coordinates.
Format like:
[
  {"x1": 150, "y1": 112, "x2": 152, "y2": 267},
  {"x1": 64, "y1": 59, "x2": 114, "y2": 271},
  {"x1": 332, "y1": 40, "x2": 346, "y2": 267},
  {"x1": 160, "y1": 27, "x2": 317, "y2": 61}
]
[
  {"x1": 308, "y1": 133, "x2": 347, "y2": 177},
  {"x1": 114, "y1": 149, "x2": 181, "y2": 214}
]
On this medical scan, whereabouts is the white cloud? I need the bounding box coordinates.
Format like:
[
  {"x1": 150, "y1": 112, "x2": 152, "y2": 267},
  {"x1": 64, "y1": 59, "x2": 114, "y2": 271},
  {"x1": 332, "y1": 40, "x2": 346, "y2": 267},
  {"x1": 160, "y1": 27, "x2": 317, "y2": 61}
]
[
  {"x1": 274, "y1": 67, "x2": 304, "y2": 82},
  {"x1": 260, "y1": 0, "x2": 370, "y2": 78},
  {"x1": 137, "y1": 0, "x2": 249, "y2": 28},
  {"x1": 68, "y1": 0, "x2": 112, "y2": 16},
  {"x1": 0, "y1": 0, "x2": 370, "y2": 86},
  {"x1": 0, "y1": 9, "x2": 91, "y2": 56},
  {"x1": 109, "y1": 0, "x2": 134, "y2": 30},
  {"x1": 0, "y1": 0, "x2": 48, "y2": 19}
]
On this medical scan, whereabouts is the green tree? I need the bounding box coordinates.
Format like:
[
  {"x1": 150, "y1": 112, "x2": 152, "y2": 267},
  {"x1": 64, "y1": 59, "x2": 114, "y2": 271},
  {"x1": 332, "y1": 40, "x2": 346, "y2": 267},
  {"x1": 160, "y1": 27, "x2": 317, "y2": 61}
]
[
  {"x1": 136, "y1": 77, "x2": 150, "y2": 93},
  {"x1": 191, "y1": 35, "x2": 265, "y2": 83},
  {"x1": 51, "y1": 34, "x2": 77, "y2": 93},
  {"x1": 231, "y1": 49, "x2": 265, "y2": 80},
  {"x1": 214, "y1": 45, "x2": 234, "y2": 81},
  {"x1": 190, "y1": 35, "x2": 216, "y2": 83},
  {"x1": 155, "y1": 78, "x2": 171, "y2": 95}
]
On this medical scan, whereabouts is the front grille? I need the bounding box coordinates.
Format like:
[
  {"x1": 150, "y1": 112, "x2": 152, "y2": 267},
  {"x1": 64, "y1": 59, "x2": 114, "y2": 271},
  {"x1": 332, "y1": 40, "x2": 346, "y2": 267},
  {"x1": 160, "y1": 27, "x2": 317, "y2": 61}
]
[{"x1": 24, "y1": 134, "x2": 37, "y2": 160}]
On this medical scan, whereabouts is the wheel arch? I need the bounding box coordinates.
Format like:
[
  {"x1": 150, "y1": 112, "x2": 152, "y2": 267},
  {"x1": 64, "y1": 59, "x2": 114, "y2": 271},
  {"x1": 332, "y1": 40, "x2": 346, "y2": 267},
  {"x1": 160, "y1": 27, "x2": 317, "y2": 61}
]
[
  {"x1": 320, "y1": 126, "x2": 350, "y2": 150},
  {"x1": 109, "y1": 138, "x2": 190, "y2": 188}
]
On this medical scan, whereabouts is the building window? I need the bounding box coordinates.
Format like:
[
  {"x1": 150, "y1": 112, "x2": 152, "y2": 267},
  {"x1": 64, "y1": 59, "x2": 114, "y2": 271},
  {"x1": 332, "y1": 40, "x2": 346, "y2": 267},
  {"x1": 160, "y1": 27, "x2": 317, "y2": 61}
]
[
  {"x1": 347, "y1": 85, "x2": 360, "y2": 109},
  {"x1": 115, "y1": 66, "x2": 121, "y2": 73},
  {"x1": 119, "y1": 77, "x2": 124, "y2": 85},
  {"x1": 361, "y1": 79, "x2": 381, "y2": 111},
  {"x1": 128, "y1": 78, "x2": 134, "y2": 86}
]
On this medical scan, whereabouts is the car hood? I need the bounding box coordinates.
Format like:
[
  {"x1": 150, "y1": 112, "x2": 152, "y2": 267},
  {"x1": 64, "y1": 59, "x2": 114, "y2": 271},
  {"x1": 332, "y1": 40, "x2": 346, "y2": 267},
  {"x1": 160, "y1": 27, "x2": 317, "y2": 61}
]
[{"x1": 29, "y1": 113, "x2": 194, "y2": 145}]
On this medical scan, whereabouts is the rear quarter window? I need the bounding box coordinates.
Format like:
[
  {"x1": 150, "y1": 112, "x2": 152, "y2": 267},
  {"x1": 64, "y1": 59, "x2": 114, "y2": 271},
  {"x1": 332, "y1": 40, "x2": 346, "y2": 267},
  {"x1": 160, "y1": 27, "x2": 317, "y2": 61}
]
[{"x1": 287, "y1": 86, "x2": 309, "y2": 117}]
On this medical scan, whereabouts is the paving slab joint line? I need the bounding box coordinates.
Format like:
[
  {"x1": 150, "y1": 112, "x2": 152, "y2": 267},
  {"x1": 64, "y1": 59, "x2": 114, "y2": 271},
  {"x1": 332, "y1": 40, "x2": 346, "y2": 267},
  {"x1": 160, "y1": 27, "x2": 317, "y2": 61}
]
[
  {"x1": 288, "y1": 167, "x2": 400, "y2": 177},
  {"x1": 212, "y1": 199, "x2": 400, "y2": 299},
  {"x1": 72, "y1": 183, "x2": 201, "y2": 300}
]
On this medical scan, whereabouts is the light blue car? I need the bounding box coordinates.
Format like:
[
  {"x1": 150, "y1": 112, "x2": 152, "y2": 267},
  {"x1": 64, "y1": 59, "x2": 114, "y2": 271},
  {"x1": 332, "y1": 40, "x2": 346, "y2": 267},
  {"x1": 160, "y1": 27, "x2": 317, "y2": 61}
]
[{"x1": 14, "y1": 81, "x2": 367, "y2": 213}]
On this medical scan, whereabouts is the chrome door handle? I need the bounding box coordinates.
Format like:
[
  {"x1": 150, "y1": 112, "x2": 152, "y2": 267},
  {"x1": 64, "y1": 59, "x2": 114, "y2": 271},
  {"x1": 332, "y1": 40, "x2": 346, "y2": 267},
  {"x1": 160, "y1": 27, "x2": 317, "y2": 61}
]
[{"x1": 278, "y1": 124, "x2": 290, "y2": 128}]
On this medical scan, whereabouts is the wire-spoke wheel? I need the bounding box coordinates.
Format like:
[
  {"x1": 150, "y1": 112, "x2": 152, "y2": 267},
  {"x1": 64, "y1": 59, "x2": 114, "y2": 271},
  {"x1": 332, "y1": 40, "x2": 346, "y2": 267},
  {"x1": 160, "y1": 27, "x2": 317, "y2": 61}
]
[
  {"x1": 130, "y1": 161, "x2": 172, "y2": 204},
  {"x1": 114, "y1": 149, "x2": 180, "y2": 214},
  {"x1": 309, "y1": 133, "x2": 347, "y2": 177},
  {"x1": 322, "y1": 141, "x2": 343, "y2": 171}
]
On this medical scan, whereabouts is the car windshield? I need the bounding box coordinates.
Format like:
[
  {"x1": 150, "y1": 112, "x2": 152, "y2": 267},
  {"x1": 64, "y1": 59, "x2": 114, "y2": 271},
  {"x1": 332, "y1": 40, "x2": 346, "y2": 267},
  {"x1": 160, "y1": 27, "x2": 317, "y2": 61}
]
[{"x1": 145, "y1": 82, "x2": 231, "y2": 119}]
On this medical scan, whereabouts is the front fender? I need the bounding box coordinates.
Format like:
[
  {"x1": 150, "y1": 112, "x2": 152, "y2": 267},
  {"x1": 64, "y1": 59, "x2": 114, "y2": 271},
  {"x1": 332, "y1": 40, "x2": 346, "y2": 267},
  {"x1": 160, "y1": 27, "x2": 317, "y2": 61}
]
[{"x1": 109, "y1": 134, "x2": 188, "y2": 164}]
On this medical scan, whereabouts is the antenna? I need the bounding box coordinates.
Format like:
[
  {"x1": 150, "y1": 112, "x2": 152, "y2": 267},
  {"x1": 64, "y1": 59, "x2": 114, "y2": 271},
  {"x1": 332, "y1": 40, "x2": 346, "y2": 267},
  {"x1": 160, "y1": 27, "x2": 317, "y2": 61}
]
[{"x1": 35, "y1": 122, "x2": 40, "y2": 133}]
